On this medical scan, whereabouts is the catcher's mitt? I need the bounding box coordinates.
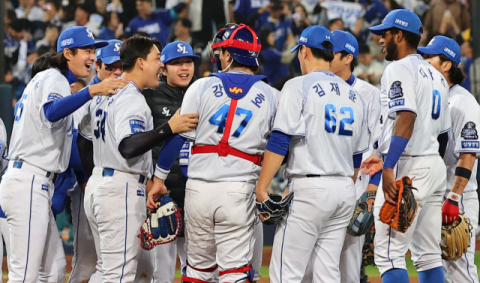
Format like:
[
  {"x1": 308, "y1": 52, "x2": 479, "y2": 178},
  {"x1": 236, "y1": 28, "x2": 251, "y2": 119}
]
[
  {"x1": 138, "y1": 196, "x2": 182, "y2": 250},
  {"x1": 256, "y1": 192, "x2": 294, "y2": 225},
  {"x1": 379, "y1": 176, "x2": 417, "y2": 233},
  {"x1": 348, "y1": 190, "x2": 376, "y2": 236},
  {"x1": 441, "y1": 214, "x2": 472, "y2": 261}
]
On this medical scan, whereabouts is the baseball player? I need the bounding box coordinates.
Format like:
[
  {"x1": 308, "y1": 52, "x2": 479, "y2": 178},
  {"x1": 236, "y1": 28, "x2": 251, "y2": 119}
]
[
  {"x1": 0, "y1": 117, "x2": 8, "y2": 273},
  {"x1": 143, "y1": 40, "x2": 199, "y2": 283},
  {"x1": 255, "y1": 25, "x2": 369, "y2": 283},
  {"x1": 80, "y1": 36, "x2": 197, "y2": 283},
  {"x1": 367, "y1": 10, "x2": 451, "y2": 283},
  {"x1": 0, "y1": 26, "x2": 127, "y2": 282},
  {"x1": 148, "y1": 23, "x2": 278, "y2": 283},
  {"x1": 419, "y1": 35, "x2": 480, "y2": 283}
]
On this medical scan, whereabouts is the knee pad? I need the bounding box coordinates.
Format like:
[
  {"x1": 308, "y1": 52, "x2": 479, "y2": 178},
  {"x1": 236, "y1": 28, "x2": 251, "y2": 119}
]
[
  {"x1": 219, "y1": 264, "x2": 254, "y2": 283},
  {"x1": 182, "y1": 262, "x2": 218, "y2": 283}
]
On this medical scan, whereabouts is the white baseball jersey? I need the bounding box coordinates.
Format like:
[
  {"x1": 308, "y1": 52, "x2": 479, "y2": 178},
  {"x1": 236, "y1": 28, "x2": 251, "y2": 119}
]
[
  {"x1": 9, "y1": 68, "x2": 74, "y2": 173},
  {"x1": 83, "y1": 82, "x2": 153, "y2": 177},
  {"x1": 377, "y1": 54, "x2": 451, "y2": 156},
  {"x1": 443, "y1": 84, "x2": 480, "y2": 193},
  {"x1": 274, "y1": 70, "x2": 369, "y2": 178},
  {"x1": 0, "y1": 118, "x2": 8, "y2": 176},
  {"x1": 179, "y1": 72, "x2": 279, "y2": 182}
]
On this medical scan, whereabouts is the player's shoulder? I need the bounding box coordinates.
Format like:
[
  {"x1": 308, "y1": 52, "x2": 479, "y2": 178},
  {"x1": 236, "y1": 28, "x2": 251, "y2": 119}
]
[
  {"x1": 449, "y1": 85, "x2": 479, "y2": 107},
  {"x1": 352, "y1": 77, "x2": 380, "y2": 96},
  {"x1": 252, "y1": 78, "x2": 280, "y2": 97}
]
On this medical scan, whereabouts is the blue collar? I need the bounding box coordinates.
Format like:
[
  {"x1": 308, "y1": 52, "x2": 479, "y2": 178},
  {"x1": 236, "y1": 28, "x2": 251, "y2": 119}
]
[
  {"x1": 119, "y1": 77, "x2": 142, "y2": 93},
  {"x1": 346, "y1": 74, "x2": 355, "y2": 86},
  {"x1": 64, "y1": 69, "x2": 78, "y2": 85},
  {"x1": 90, "y1": 75, "x2": 102, "y2": 85},
  {"x1": 449, "y1": 84, "x2": 458, "y2": 91}
]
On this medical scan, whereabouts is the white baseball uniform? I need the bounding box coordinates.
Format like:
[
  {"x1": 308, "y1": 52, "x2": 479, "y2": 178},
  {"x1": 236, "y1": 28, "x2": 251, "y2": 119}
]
[
  {"x1": 270, "y1": 70, "x2": 369, "y2": 283},
  {"x1": 373, "y1": 54, "x2": 451, "y2": 275},
  {"x1": 0, "y1": 68, "x2": 73, "y2": 282},
  {"x1": 166, "y1": 71, "x2": 278, "y2": 283},
  {"x1": 0, "y1": 118, "x2": 8, "y2": 274},
  {"x1": 442, "y1": 84, "x2": 480, "y2": 283},
  {"x1": 82, "y1": 81, "x2": 152, "y2": 283}
]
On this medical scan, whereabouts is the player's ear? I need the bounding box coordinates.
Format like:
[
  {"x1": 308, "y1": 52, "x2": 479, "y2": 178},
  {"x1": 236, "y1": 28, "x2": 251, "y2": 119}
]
[
  {"x1": 63, "y1": 48, "x2": 72, "y2": 60},
  {"x1": 137, "y1": 57, "x2": 144, "y2": 71},
  {"x1": 442, "y1": 60, "x2": 453, "y2": 73},
  {"x1": 346, "y1": 54, "x2": 354, "y2": 65}
]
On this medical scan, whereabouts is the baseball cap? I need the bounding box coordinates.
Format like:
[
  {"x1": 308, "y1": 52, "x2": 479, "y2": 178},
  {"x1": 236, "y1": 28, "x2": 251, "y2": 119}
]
[
  {"x1": 417, "y1": 36, "x2": 461, "y2": 66},
  {"x1": 332, "y1": 30, "x2": 359, "y2": 58},
  {"x1": 57, "y1": 26, "x2": 108, "y2": 53},
  {"x1": 369, "y1": 9, "x2": 423, "y2": 36},
  {"x1": 290, "y1": 25, "x2": 333, "y2": 53},
  {"x1": 161, "y1": 41, "x2": 200, "y2": 64},
  {"x1": 96, "y1": 39, "x2": 123, "y2": 64}
]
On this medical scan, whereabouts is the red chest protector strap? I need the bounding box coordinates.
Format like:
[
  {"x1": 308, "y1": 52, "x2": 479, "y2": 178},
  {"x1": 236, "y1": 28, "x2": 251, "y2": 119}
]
[{"x1": 191, "y1": 99, "x2": 263, "y2": 166}]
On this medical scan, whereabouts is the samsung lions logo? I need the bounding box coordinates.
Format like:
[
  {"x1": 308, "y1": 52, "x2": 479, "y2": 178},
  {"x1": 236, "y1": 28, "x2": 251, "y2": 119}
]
[
  {"x1": 61, "y1": 38, "x2": 74, "y2": 47},
  {"x1": 444, "y1": 47, "x2": 456, "y2": 58},
  {"x1": 389, "y1": 81, "x2": 403, "y2": 100},
  {"x1": 394, "y1": 19, "x2": 409, "y2": 27},
  {"x1": 162, "y1": 107, "x2": 171, "y2": 117},
  {"x1": 345, "y1": 43, "x2": 356, "y2": 53},
  {"x1": 461, "y1": 122, "x2": 478, "y2": 140},
  {"x1": 86, "y1": 29, "x2": 94, "y2": 38},
  {"x1": 300, "y1": 37, "x2": 308, "y2": 43},
  {"x1": 114, "y1": 43, "x2": 121, "y2": 52}
]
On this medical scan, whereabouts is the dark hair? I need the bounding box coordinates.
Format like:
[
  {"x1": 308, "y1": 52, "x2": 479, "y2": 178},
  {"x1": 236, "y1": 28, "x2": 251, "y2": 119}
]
[
  {"x1": 6, "y1": 9, "x2": 17, "y2": 22},
  {"x1": 48, "y1": 48, "x2": 79, "y2": 75},
  {"x1": 300, "y1": 42, "x2": 334, "y2": 62},
  {"x1": 176, "y1": 17, "x2": 192, "y2": 29},
  {"x1": 120, "y1": 36, "x2": 162, "y2": 73},
  {"x1": 10, "y1": 19, "x2": 29, "y2": 32},
  {"x1": 339, "y1": 51, "x2": 358, "y2": 72},
  {"x1": 359, "y1": 44, "x2": 370, "y2": 54},
  {"x1": 37, "y1": 45, "x2": 51, "y2": 56},
  {"x1": 134, "y1": 31, "x2": 150, "y2": 38},
  {"x1": 32, "y1": 52, "x2": 56, "y2": 78},
  {"x1": 96, "y1": 58, "x2": 104, "y2": 68},
  {"x1": 328, "y1": 18, "x2": 343, "y2": 28},
  {"x1": 76, "y1": 79, "x2": 87, "y2": 88},
  {"x1": 118, "y1": 34, "x2": 129, "y2": 41},
  {"x1": 77, "y1": 4, "x2": 92, "y2": 16},
  {"x1": 439, "y1": 54, "x2": 466, "y2": 85},
  {"x1": 220, "y1": 48, "x2": 259, "y2": 73},
  {"x1": 259, "y1": 29, "x2": 274, "y2": 50},
  {"x1": 390, "y1": 27, "x2": 422, "y2": 49},
  {"x1": 46, "y1": 0, "x2": 60, "y2": 11}
]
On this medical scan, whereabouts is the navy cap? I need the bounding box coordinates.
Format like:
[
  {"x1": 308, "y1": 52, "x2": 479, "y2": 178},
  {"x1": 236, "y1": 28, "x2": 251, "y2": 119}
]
[
  {"x1": 369, "y1": 9, "x2": 422, "y2": 36},
  {"x1": 332, "y1": 30, "x2": 359, "y2": 58},
  {"x1": 96, "y1": 39, "x2": 123, "y2": 64},
  {"x1": 161, "y1": 41, "x2": 200, "y2": 64},
  {"x1": 57, "y1": 26, "x2": 108, "y2": 53},
  {"x1": 418, "y1": 36, "x2": 461, "y2": 66},
  {"x1": 291, "y1": 25, "x2": 333, "y2": 53}
]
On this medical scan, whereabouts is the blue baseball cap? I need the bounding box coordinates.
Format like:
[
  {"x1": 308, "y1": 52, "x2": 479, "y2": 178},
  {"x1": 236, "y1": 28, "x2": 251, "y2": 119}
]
[
  {"x1": 290, "y1": 25, "x2": 333, "y2": 53},
  {"x1": 332, "y1": 30, "x2": 359, "y2": 58},
  {"x1": 96, "y1": 40, "x2": 123, "y2": 64},
  {"x1": 161, "y1": 41, "x2": 200, "y2": 64},
  {"x1": 418, "y1": 36, "x2": 461, "y2": 66},
  {"x1": 57, "y1": 26, "x2": 108, "y2": 53},
  {"x1": 369, "y1": 9, "x2": 423, "y2": 36}
]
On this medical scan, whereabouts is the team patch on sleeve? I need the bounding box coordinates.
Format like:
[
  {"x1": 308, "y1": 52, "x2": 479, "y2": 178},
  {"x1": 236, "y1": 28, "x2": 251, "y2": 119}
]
[
  {"x1": 461, "y1": 122, "x2": 478, "y2": 140},
  {"x1": 47, "y1": 93, "x2": 63, "y2": 101},
  {"x1": 388, "y1": 98, "x2": 405, "y2": 109},
  {"x1": 462, "y1": 141, "x2": 480, "y2": 149},
  {"x1": 129, "y1": 119, "x2": 146, "y2": 133},
  {"x1": 388, "y1": 81, "x2": 403, "y2": 100}
]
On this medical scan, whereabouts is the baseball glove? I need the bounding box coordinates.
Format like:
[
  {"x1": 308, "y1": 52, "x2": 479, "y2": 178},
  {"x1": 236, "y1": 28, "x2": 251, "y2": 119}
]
[
  {"x1": 441, "y1": 214, "x2": 472, "y2": 261},
  {"x1": 379, "y1": 176, "x2": 417, "y2": 233},
  {"x1": 138, "y1": 195, "x2": 182, "y2": 250},
  {"x1": 347, "y1": 190, "x2": 376, "y2": 236},
  {"x1": 256, "y1": 192, "x2": 294, "y2": 225}
]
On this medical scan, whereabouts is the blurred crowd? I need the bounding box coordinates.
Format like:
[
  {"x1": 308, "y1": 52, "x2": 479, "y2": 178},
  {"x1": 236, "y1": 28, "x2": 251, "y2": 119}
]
[{"x1": 3, "y1": 0, "x2": 476, "y2": 106}]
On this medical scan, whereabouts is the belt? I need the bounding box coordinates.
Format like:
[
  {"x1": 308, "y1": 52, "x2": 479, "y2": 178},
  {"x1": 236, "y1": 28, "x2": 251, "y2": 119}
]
[
  {"x1": 11, "y1": 161, "x2": 58, "y2": 182},
  {"x1": 102, "y1": 168, "x2": 147, "y2": 184},
  {"x1": 306, "y1": 174, "x2": 321, "y2": 178}
]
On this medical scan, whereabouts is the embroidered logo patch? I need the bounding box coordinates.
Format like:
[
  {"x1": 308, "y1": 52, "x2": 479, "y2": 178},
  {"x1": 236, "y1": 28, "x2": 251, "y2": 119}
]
[
  {"x1": 389, "y1": 81, "x2": 403, "y2": 100},
  {"x1": 462, "y1": 141, "x2": 480, "y2": 149},
  {"x1": 48, "y1": 93, "x2": 63, "y2": 101},
  {"x1": 129, "y1": 119, "x2": 146, "y2": 133},
  {"x1": 42, "y1": 184, "x2": 48, "y2": 191},
  {"x1": 389, "y1": 98, "x2": 405, "y2": 108},
  {"x1": 137, "y1": 190, "x2": 145, "y2": 197},
  {"x1": 461, "y1": 122, "x2": 478, "y2": 140},
  {"x1": 229, "y1": 87, "x2": 243, "y2": 94}
]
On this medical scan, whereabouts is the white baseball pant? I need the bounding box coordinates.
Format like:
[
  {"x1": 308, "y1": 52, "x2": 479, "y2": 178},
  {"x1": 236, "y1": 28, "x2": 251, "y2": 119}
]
[
  {"x1": 443, "y1": 190, "x2": 479, "y2": 283},
  {"x1": 0, "y1": 216, "x2": 10, "y2": 274},
  {"x1": 251, "y1": 218, "x2": 263, "y2": 282},
  {"x1": 270, "y1": 176, "x2": 356, "y2": 283},
  {"x1": 374, "y1": 155, "x2": 446, "y2": 275},
  {"x1": 134, "y1": 249, "x2": 154, "y2": 283},
  {"x1": 184, "y1": 179, "x2": 256, "y2": 283},
  {"x1": 152, "y1": 237, "x2": 186, "y2": 283}
]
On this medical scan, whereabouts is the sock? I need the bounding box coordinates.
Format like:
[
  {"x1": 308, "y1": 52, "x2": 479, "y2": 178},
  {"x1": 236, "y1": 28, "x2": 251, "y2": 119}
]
[
  {"x1": 382, "y1": 268, "x2": 410, "y2": 283},
  {"x1": 418, "y1": 266, "x2": 445, "y2": 283}
]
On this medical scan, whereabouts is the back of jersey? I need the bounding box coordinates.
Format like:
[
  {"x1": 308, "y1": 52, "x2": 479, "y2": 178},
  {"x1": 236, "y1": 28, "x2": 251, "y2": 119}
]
[
  {"x1": 274, "y1": 71, "x2": 369, "y2": 178},
  {"x1": 179, "y1": 73, "x2": 279, "y2": 182},
  {"x1": 377, "y1": 55, "x2": 451, "y2": 156},
  {"x1": 87, "y1": 94, "x2": 111, "y2": 169}
]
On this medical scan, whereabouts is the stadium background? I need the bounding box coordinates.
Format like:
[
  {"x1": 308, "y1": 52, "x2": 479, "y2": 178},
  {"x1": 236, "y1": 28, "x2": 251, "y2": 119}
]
[{"x1": 0, "y1": 0, "x2": 480, "y2": 281}]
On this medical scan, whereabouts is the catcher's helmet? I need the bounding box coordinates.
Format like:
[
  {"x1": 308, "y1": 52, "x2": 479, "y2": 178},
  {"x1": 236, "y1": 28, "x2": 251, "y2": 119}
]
[{"x1": 210, "y1": 23, "x2": 261, "y2": 72}]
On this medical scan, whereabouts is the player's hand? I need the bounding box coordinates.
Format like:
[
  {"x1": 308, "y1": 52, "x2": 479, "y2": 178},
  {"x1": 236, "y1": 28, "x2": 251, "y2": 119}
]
[
  {"x1": 88, "y1": 78, "x2": 129, "y2": 97},
  {"x1": 255, "y1": 191, "x2": 270, "y2": 222},
  {"x1": 442, "y1": 191, "x2": 460, "y2": 224},
  {"x1": 360, "y1": 155, "x2": 383, "y2": 176},
  {"x1": 382, "y1": 169, "x2": 398, "y2": 206},
  {"x1": 365, "y1": 184, "x2": 377, "y2": 213},
  {"x1": 147, "y1": 177, "x2": 168, "y2": 211},
  {"x1": 168, "y1": 109, "x2": 199, "y2": 134}
]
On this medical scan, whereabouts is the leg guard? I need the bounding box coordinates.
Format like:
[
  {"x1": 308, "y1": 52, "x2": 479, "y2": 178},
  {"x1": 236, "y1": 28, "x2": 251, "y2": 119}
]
[
  {"x1": 182, "y1": 262, "x2": 218, "y2": 283},
  {"x1": 219, "y1": 264, "x2": 254, "y2": 283}
]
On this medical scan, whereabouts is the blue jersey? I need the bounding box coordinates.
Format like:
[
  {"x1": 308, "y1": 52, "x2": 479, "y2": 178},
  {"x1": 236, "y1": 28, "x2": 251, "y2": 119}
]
[
  {"x1": 260, "y1": 47, "x2": 289, "y2": 85},
  {"x1": 233, "y1": 0, "x2": 270, "y2": 21},
  {"x1": 127, "y1": 10, "x2": 174, "y2": 46},
  {"x1": 255, "y1": 16, "x2": 292, "y2": 51}
]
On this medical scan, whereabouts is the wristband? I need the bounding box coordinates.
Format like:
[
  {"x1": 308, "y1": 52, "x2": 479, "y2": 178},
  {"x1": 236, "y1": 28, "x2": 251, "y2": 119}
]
[
  {"x1": 353, "y1": 153, "x2": 362, "y2": 169},
  {"x1": 383, "y1": 136, "x2": 409, "y2": 169},
  {"x1": 446, "y1": 191, "x2": 461, "y2": 205},
  {"x1": 455, "y1": 166, "x2": 472, "y2": 180},
  {"x1": 369, "y1": 170, "x2": 382, "y2": 186}
]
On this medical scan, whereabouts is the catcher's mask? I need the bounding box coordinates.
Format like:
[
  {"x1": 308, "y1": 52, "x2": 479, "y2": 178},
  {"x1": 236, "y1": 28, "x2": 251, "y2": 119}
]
[{"x1": 209, "y1": 23, "x2": 262, "y2": 72}]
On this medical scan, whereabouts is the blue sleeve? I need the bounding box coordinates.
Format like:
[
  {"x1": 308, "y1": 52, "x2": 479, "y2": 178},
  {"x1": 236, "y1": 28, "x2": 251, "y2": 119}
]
[
  {"x1": 43, "y1": 87, "x2": 91, "y2": 122},
  {"x1": 261, "y1": 49, "x2": 282, "y2": 64},
  {"x1": 157, "y1": 135, "x2": 188, "y2": 171},
  {"x1": 383, "y1": 136, "x2": 409, "y2": 169},
  {"x1": 69, "y1": 129, "x2": 88, "y2": 184},
  {"x1": 353, "y1": 153, "x2": 363, "y2": 169},
  {"x1": 180, "y1": 165, "x2": 188, "y2": 178},
  {"x1": 51, "y1": 169, "x2": 76, "y2": 215},
  {"x1": 266, "y1": 130, "x2": 292, "y2": 156},
  {"x1": 369, "y1": 170, "x2": 382, "y2": 186}
]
